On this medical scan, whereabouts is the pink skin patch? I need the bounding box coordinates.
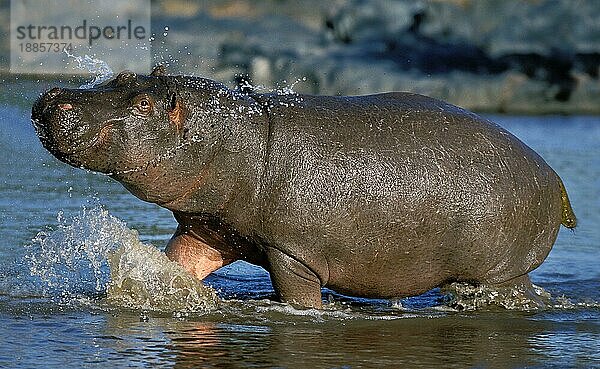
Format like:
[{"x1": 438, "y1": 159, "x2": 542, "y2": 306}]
[
  {"x1": 165, "y1": 233, "x2": 230, "y2": 280},
  {"x1": 58, "y1": 103, "x2": 73, "y2": 111},
  {"x1": 97, "y1": 123, "x2": 113, "y2": 146}
]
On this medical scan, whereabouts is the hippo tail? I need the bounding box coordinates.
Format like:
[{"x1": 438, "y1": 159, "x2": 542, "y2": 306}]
[{"x1": 558, "y1": 177, "x2": 577, "y2": 229}]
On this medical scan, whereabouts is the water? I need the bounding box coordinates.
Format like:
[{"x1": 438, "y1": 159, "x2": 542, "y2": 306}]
[
  {"x1": 0, "y1": 79, "x2": 599, "y2": 368},
  {"x1": 63, "y1": 50, "x2": 114, "y2": 89}
]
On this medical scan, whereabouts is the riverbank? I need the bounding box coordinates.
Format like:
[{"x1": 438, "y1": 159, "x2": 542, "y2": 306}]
[
  {"x1": 153, "y1": 0, "x2": 600, "y2": 114},
  {"x1": 2, "y1": 0, "x2": 598, "y2": 114}
]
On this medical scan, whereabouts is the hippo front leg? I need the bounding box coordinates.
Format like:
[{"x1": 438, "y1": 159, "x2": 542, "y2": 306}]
[
  {"x1": 165, "y1": 226, "x2": 232, "y2": 280},
  {"x1": 266, "y1": 248, "x2": 323, "y2": 309}
]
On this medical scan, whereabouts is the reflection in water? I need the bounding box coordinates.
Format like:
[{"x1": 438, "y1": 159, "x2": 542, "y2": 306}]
[
  {"x1": 110, "y1": 312, "x2": 590, "y2": 368},
  {"x1": 169, "y1": 322, "x2": 269, "y2": 366},
  {"x1": 250, "y1": 316, "x2": 541, "y2": 369}
]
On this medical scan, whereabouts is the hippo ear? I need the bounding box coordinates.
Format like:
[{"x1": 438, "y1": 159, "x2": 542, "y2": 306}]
[
  {"x1": 115, "y1": 70, "x2": 137, "y2": 85},
  {"x1": 168, "y1": 92, "x2": 187, "y2": 133},
  {"x1": 151, "y1": 65, "x2": 167, "y2": 76}
]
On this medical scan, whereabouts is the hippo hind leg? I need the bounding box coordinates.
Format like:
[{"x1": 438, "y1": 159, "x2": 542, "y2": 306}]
[
  {"x1": 493, "y1": 274, "x2": 550, "y2": 308},
  {"x1": 266, "y1": 248, "x2": 323, "y2": 309}
]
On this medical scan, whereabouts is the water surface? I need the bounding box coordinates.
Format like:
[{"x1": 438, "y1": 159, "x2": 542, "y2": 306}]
[{"x1": 0, "y1": 81, "x2": 598, "y2": 368}]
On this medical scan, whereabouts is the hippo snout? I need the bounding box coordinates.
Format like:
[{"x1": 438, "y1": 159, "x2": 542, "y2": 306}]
[
  {"x1": 32, "y1": 88, "x2": 91, "y2": 157},
  {"x1": 32, "y1": 88, "x2": 65, "y2": 118},
  {"x1": 33, "y1": 88, "x2": 62, "y2": 126}
]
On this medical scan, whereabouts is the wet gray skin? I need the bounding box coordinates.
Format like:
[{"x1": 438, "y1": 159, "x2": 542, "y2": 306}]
[{"x1": 32, "y1": 66, "x2": 577, "y2": 309}]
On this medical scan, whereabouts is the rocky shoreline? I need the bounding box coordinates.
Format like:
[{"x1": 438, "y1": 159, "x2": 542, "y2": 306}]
[
  {"x1": 2, "y1": 0, "x2": 598, "y2": 114},
  {"x1": 148, "y1": 0, "x2": 599, "y2": 114}
]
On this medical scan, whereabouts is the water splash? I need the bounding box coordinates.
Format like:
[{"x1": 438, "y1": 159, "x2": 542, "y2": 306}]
[
  {"x1": 276, "y1": 76, "x2": 307, "y2": 95},
  {"x1": 25, "y1": 206, "x2": 125, "y2": 298},
  {"x1": 24, "y1": 205, "x2": 218, "y2": 313},
  {"x1": 238, "y1": 76, "x2": 308, "y2": 96},
  {"x1": 64, "y1": 49, "x2": 114, "y2": 89},
  {"x1": 441, "y1": 282, "x2": 553, "y2": 311},
  {"x1": 107, "y1": 237, "x2": 219, "y2": 312}
]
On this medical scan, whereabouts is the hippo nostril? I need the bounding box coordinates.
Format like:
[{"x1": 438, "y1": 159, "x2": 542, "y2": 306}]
[
  {"x1": 46, "y1": 87, "x2": 62, "y2": 100},
  {"x1": 58, "y1": 103, "x2": 73, "y2": 111}
]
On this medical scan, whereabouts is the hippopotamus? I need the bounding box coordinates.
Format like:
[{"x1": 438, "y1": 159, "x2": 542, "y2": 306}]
[{"x1": 32, "y1": 66, "x2": 577, "y2": 308}]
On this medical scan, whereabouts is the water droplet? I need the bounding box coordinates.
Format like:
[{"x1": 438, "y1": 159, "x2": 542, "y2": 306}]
[{"x1": 64, "y1": 49, "x2": 114, "y2": 89}]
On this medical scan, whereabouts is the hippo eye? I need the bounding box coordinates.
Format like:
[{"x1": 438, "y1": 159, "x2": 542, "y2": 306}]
[{"x1": 133, "y1": 94, "x2": 154, "y2": 117}]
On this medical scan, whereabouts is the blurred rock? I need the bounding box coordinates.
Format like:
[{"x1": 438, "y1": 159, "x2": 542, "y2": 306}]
[
  {"x1": 2, "y1": 0, "x2": 598, "y2": 114},
  {"x1": 146, "y1": 0, "x2": 599, "y2": 114},
  {"x1": 420, "y1": 0, "x2": 600, "y2": 57}
]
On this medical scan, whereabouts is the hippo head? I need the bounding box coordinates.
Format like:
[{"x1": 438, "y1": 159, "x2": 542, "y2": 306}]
[{"x1": 32, "y1": 66, "x2": 265, "y2": 207}]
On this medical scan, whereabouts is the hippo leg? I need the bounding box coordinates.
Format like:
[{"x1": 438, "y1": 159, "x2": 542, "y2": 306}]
[
  {"x1": 165, "y1": 229, "x2": 231, "y2": 280},
  {"x1": 494, "y1": 274, "x2": 547, "y2": 307},
  {"x1": 266, "y1": 248, "x2": 323, "y2": 309},
  {"x1": 495, "y1": 274, "x2": 535, "y2": 289}
]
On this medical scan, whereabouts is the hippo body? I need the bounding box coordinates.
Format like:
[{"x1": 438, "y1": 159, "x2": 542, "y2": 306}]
[{"x1": 32, "y1": 67, "x2": 576, "y2": 308}]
